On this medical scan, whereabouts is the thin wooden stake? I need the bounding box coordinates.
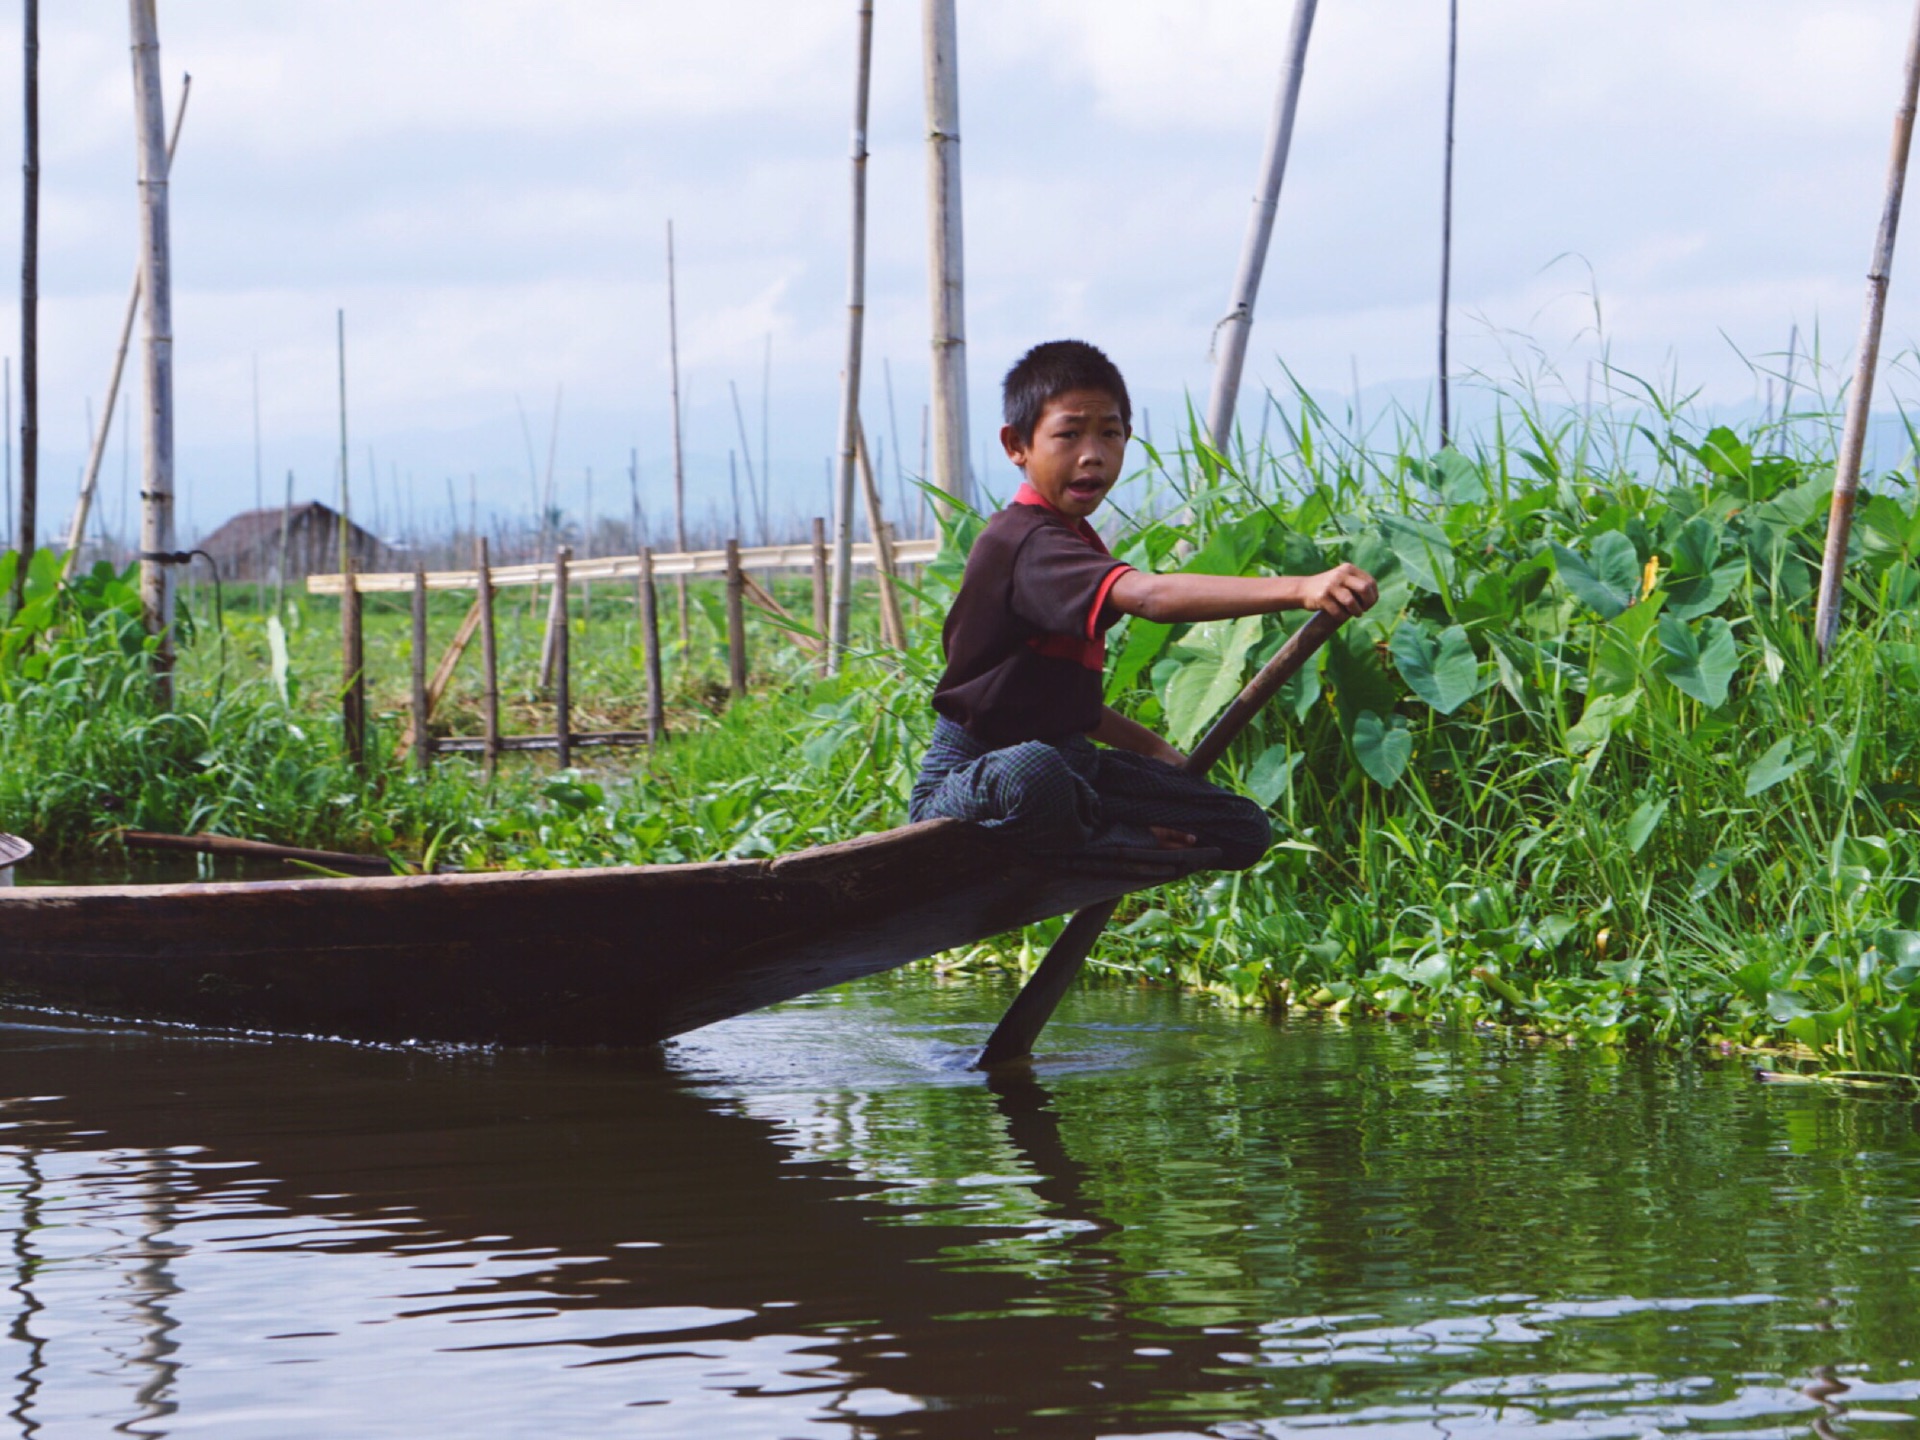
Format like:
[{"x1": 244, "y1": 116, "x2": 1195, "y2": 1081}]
[
  {"x1": 410, "y1": 560, "x2": 431, "y2": 773},
  {"x1": 1815, "y1": 0, "x2": 1920, "y2": 660},
  {"x1": 539, "y1": 551, "x2": 566, "y2": 688},
  {"x1": 64, "y1": 72, "x2": 189, "y2": 580},
  {"x1": 341, "y1": 561, "x2": 365, "y2": 772},
  {"x1": 395, "y1": 594, "x2": 481, "y2": 762},
  {"x1": 477, "y1": 537, "x2": 500, "y2": 779},
  {"x1": 1203, "y1": 0, "x2": 1319, "y2": 452},
  {"x1": 1438, "y1": 0, "x2": 1457, "y2": 450},
  {"x1": 335, "y1": 309, "x2": 350, "y2": 577},
  {"x1": 923, "y1": 0, "x2": 971, "y2": 514},
  {"x1": 12, "y1": 0, "x2": 36, "y2": 617},
  {"x1": 554, "y1": 545, "x2": 571, "y2": 769},
  {"x1": 666, "y1": 220, "x2": 690, "y2": 648},
  {"x1": 725, "y1": 537, "x2": 747, "y2": 699},
  {"x1": 856, "y1": 416, "x2": 905, "y2": 650},
  {"x1": 275, "y1": 468, "x2": 293, "y2": 612},
  {"x1": 810, "y1": 516, "x2": 830, "y2": 676},
  {"x1": 129, "y1": 0, "x2": 177, "y2": 703},
  {"x1": 639, "y1": 545, "x2": 664, "y2": 745},
  {"x1": 830, "y1": 0, "x2": 876, "y2": 670}
]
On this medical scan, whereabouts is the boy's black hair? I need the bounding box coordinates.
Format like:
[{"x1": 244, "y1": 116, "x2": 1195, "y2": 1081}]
[{"x1": 1002, "y1": 340, "x2": 1132, "y2": 443}]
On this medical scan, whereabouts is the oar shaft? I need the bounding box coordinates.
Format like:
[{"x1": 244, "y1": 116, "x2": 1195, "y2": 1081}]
[{"x1": 976, "y1": 609, "x2": 1345, "y2": 1067}]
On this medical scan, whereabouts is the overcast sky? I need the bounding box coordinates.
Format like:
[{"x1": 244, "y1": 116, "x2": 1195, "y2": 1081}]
[{"x1": 0, "y1": 0, "x2": 1915, "y2": 544}]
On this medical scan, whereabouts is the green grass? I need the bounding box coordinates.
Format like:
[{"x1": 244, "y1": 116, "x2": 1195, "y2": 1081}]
[{"x1": 6, "y1": 369, "x2": 1920, "y2": 1077}]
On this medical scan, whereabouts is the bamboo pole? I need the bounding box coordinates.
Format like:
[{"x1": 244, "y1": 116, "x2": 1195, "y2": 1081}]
[
  {"x1": 666, "y1": 220, "x2": 690, "y2": 648},
  {"x1": 923, "y1": 0, "x2": 970, "y2": 515},
  {"x1": 12, "y1": 0, "x2": 36, "y2": 617},
  {"x1": 538, "y1": 549, "x2": 565, "y2": 687},
  {"x1": 829, "y1": 0, "x2": 876, "y2": 670},
  {"x1": 639, "y1": 545, "x2": 663, "y2": 745},
  {"x1": 1437, "y1": 0, "x2": 1457, "y2": 450},
  {"x1": 341, "y1": 562, "x2": 365, "y2": 772},
  {"x1": 856, "y1": 417, "x2": 905, "y2": 649},
  {"x1": 810, "y1": 516, "x2": 830, "y2": 676},
  {"x1": 1815, "y1": 0, "x2": 1920, "y2": 661},
  {"x1": 335, "y1": 309, "x2": 350, "y2": 577},
  {"x1": 1203, "y1": 0, "x2": 1319, "y2": 452},
  {"x1": 729, "y1": 380, "x2": 767, "y2": 543},
  {"x1": 410, "y1": 561, "x2": 431, "y2": 772},
  {"x1": 477, "y1": 537, "x2": 500, "y2": 779},
  {"x1": 395, "y1": 595, "x2": 480, "y2": 762},
  {"x1": 62, "y1": 74, "x2": 190, "y2": 581},
  {"x1": 129, "y1": 0, "x2": 177, "y2": 703},
  {"x1": 554, "y1": 545, "x2": 571, "y2": 768},
  {"x1": 275, "y1": 468, "x2": 293, "y2": 613},
  {"x1": 725, "y1": 537, "x2": 747, "y2": 699}
]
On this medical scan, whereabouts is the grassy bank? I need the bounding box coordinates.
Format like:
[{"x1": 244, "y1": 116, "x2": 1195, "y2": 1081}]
[{"x1": 5, "y1": 380, "x2": 1920, "y2": 1076}]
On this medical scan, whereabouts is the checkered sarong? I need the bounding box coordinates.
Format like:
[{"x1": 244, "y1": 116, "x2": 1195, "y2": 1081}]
[{"x1": 908, "y1": 718, "x2": 1271, "y2": 870}]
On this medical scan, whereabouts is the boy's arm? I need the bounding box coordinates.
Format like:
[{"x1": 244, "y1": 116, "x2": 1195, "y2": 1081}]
[
  {"x1": 1091, "y1": 705, "x2": 1185, "y2": 767},
  {"x1": 1106, "y1": 563, "x2": 1377, "y2": 626}
]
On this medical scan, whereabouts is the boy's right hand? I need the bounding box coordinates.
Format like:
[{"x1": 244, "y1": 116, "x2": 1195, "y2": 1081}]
[{"x1": 1299, "y1": 564, "x2": 1378, "y2": 620}]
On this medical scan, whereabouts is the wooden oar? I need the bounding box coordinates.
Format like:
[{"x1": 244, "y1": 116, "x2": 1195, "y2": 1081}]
[
  {"x1": 975, "y1": 609, "x2": 1345, "y2": 1068},
  {"x1": 120, "y1": 830, "x2": 394, "y2": 876}
]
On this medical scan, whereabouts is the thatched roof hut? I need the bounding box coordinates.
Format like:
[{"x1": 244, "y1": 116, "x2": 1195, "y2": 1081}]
[{"x1": 197, "y1": 502, "x2": 397, "y2": 582}]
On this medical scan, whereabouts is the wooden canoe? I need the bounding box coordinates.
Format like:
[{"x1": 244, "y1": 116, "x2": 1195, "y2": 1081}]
[{"x1": 0, "y1": 821, "x2": 1211, "y2": 1047}]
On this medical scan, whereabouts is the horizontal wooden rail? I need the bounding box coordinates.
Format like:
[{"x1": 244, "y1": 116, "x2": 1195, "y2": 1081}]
[
  {"x1": 307, "y1": 537, "x2": 939, "y2": 596},
  {"x1": 430, "y1": 731, "x2": 653, "y2": 754}
]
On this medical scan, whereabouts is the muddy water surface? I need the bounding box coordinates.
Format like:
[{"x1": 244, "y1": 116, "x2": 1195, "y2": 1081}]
[{"x1": 1, "y1": 971, "x2": 1918, "y2": 1437}]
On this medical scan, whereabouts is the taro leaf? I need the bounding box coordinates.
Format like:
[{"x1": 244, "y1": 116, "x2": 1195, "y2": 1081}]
[
  {"x1": 1663, "y1": 559, "x2": 1744, "y2": 621},
  {"x1": 1457, "y1": 570, "x2": 1511, "y2": 628},
  {"x1": 1589, "y1": 595, "x2": 1665, "y2": 698},
  {"x1": 1161, "y1": 614, "x2": 1266, "y2": 750},
  {"x1": 1749, "y1": 477, "x2": 1830, "y2": 532},
  {"x1": 1668, "y1": 515, "x2": 1724, "y2": 576},
  {"x1": 1278, "y1": 644, "x2": 1323, "y2": 722},
  {"x1": 1657, "y1": 614, "x2": 1737, "y2": 708},
  {"x1": 1181, "y1": 512, "x2": 1269, "y2": 577},
  {"x1": 1433, "y1": 447, "x2": 1487, "y2": 504},
  {"x1": 1567, "y1": 688, "x2": 1640, "y2": 752},
  {"x1": 1105, "y1": 617, "x2": 1172, "y2": 702},
  {"x1": 1744, "y1": 735, "x2": 1814, "y2": 797},
  {"x1": 1689, "y1": 847, "x2": 1742, "y2": 901},
  {"x1": 1625, "y1": 795, "x2": 1668, "y2": 854},
  {"x1": 1550, "y1": 530, "x2": 1639, "y2": 619},
  {"x1": 266, "y1": 614, "x2": 292, "y2": 706},
  {"x1": 1390, "y1": 622, "x2": 1478, "y2": 714},
  {"x1": 1352, "y1": 709, "x2": 1412, "y2": 788},
  {"x1": 1325, "y1": 624, "x2": 1398, "y2": 737},
  {"x1": 1694, "y1": 425, "x2": 1753, "y2": 481},
  {"x1": 1382, "y1": 515, "x2": 1456, "y2": 595},
  {"x1": 1247, "y1": 744, "x2": 1300, "y2": 807}
]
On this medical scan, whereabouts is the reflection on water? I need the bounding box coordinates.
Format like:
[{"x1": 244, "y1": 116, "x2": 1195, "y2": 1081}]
[{"x1": 1, "y1": 972, "x2": 1918, "y2": 1437}]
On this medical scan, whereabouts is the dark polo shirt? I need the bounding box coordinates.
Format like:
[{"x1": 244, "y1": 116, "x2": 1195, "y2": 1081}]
[{"x1": 931, "y1": 484, "x2": 1134, "y2": 746}]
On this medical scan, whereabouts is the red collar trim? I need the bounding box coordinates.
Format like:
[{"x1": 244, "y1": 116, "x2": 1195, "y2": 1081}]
[{"x1": 1012, "y1": 482, "x2": 1102, "y2": 546}]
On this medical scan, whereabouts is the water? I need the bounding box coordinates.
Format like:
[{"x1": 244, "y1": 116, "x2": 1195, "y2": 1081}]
[{"x1": 1, "y1": 971, "x2": 1917, "y2": 1438}]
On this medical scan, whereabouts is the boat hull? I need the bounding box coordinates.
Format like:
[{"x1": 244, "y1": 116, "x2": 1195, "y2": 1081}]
[{"x1": 0, "y1": 821, "x2": 1198, "y2": 1047}]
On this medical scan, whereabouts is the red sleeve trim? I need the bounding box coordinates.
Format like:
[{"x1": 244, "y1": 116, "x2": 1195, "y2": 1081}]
[{"x1": 1087, "y1": 563, "x2": 1133, "y2": 640}]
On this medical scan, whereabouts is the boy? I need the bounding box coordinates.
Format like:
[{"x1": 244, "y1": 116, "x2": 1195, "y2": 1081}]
[{"x1": 908, "y1": 340, "x2": 1376, "y2": 869}]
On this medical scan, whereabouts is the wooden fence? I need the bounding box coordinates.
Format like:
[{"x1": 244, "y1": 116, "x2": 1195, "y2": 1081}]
[{"x1": 307, "y1": 533, "x2": 938, "y2": 774}]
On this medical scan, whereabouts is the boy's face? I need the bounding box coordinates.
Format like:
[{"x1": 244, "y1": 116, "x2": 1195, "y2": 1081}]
[{"x1": 1001, "y1": 388, "x2": 1130, "y2": 520}]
